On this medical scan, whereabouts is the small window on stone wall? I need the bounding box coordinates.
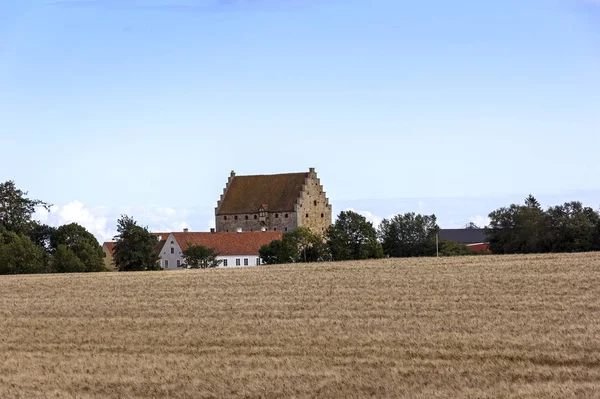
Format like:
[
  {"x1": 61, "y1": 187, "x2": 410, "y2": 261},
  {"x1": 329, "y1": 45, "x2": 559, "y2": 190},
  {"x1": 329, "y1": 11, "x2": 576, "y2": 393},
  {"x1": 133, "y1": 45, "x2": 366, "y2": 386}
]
[
  {"x1": 254, "y1": 215, "x2": 258, "y2": 219},
  {"x1": 284, "y1": 214, "x2": 288, "y2": 218},
  {"x1": 306, "y1": 213, "x2": 309, "y2": 218},
  {"x1": 224, "y1": 216, "x2": 227, "y2": 220},
  {"x1": 245, "y1": 215, "x2": 249, "y2": 220},
  {"x1": 314, "y1": 200, "x2": 317, "y2": 206},
  {"x1": 321, "y1": 213, "x2": 324, "y2": 218},
  {"x1": 275, "y1": 214, "x2": 279, "y2": 218},
  {"x1": 234, "y1": 215, "x2": 238, "y2": 220}
]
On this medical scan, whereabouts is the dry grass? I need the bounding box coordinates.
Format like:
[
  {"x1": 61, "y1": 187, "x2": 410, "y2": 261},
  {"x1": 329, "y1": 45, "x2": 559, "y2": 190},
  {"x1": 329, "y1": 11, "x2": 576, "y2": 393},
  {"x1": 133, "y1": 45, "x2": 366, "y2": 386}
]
[{"x1": 1, "y1": 253, "x2": 600, "y2": 398}]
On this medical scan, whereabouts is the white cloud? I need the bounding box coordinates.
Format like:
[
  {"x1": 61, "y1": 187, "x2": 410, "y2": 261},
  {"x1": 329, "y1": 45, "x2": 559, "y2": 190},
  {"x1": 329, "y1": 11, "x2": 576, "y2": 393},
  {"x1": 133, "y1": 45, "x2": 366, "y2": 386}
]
[
  {"x1": 33, "y1": 202, "x2": 213, "y2": 243},
  {"x1": 35, "y1": 201, "x2": 115, "y2": 243},
  {"x1": 344, "y1": 207, "x2": 383, "y2": 229}
]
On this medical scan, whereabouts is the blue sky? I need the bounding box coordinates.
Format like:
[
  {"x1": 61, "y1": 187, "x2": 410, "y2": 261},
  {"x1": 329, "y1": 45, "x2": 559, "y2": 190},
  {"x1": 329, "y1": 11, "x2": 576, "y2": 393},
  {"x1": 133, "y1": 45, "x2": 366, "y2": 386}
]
[{"x1": 1, "y1": 0, "x2": 599, "y2": 241}]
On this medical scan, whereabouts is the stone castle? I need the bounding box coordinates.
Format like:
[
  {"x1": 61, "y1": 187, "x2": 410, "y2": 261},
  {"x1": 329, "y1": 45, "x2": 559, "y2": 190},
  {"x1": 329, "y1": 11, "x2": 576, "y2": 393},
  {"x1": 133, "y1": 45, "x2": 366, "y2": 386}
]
[{"x1": 215, "y1": 168, "x2": 332, "y2": 234}]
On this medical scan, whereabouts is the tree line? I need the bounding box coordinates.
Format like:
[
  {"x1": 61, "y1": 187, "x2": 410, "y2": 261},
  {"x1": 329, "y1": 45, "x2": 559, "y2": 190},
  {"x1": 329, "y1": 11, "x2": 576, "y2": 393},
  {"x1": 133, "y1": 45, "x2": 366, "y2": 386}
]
[
  {"x1": 487, "y1": 195, "x2": 600, "y2": 254},
  {"x1": 259, "y1": 210, "x2": 444, "y2": 264}
]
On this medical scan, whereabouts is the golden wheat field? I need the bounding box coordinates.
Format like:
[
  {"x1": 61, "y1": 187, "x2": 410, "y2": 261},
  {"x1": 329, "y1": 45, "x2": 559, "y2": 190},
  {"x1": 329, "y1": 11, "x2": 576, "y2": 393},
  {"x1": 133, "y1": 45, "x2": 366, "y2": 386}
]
[{"x1": 1, "y1": 253, "x2": 600, "y2": 398}]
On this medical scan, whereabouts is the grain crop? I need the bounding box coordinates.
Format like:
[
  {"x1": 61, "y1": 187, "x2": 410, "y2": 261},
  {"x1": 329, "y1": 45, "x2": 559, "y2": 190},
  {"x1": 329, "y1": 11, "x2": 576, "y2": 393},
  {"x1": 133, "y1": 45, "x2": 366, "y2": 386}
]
[{"x1": 1, "y1": 253, "x2": 600, "y2": 398}]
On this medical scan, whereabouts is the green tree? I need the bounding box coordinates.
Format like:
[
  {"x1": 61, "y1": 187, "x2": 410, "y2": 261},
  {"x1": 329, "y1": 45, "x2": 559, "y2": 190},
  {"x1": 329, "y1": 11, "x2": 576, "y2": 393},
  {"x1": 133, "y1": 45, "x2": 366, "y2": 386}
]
[
  {"x1": 592, "y1": 217, "x2": 600, "y2": 251},
  {"x1": 0, "y1": 181, "x2": 50, "y2": 235},
  {"x1": 113, "y1": 215, "x2": 160, "y2": 272},
  {"x1": 182, "y1": 244, "x2": 222, "y2": 269},
  {"x1": 378, "y1": 213, "x2": 439, "y2": 258},
  {"x1": 28, "y1": 222, "x2": 57, "y2": 254},
  {"x1": 0, "y1": 230, "x2": 47, "y2": 274},
  {"x1": 51, "y1": 244, "x2": 86, "y2": 273},
  {"x1": 285, "y1": 227, "x2": 331, "y2": 263},
  {"x1": 486, "y1": 195, "x2": 545, "y2": 254},
  {"x1": 51, "y1": 223, "x2": 105, "y2": 272},
  {"x1": 519, "y1": 194, "x2": 546, "y2": 253},
  {"x1": 258, "y1": 228, "x2": 330, "y2": 265},
  {"x1": 544, "y1": 202, "x2": 599, "y2": 252},
  {"x1": 486, "y1": 204, "x2": 520, "y2": 254},
  {"x1": 259, "y1": 239, "x2": 294, "y2": 265},
  {"x1": 326, "y1": 211, "x2": 383, "y2": 261}
]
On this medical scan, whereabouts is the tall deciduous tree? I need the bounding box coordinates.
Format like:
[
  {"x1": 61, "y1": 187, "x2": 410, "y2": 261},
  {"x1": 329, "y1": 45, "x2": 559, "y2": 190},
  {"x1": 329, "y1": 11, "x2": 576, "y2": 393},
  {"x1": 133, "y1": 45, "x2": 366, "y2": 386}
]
[
  {"x1": 378, "y1": 213, "x2": 439, "y2": 258},
  {"x1": 285, "y1": 227, "x2": 330, "y2": 263},
  {"x1": 487, "y1": 195, "x2": 546, "y2": 254},
  {"x1": 28, "y1": 222, "x2": 57, "y2": 253},
  {"x1": 113, "y1": 215, "x2": 160, "y2": 272},
  {"x1": 326, "y1": 211, "x2": 383, "y2": 261},
  {"x1": 51, "y1": 244, "x2": 86, "y2": 273},
  {"x1": 51, "y1": 223, "x2": 105, "y2": 272},
  {"x1": 259, "y1": 239, "x2": 294, "y2": 265},
  {"x1": 0, "y1": 230, "x2": 47, "y2": 275},
  {"x1": 544, "y1": 202, "x2": 598, "y2": 252},
  {"x1": 0, "y1": 181, "x2": 50, "y2": 235},
  {"x1": 182, "y1": 244, "x2": 222, "y2": 269}
]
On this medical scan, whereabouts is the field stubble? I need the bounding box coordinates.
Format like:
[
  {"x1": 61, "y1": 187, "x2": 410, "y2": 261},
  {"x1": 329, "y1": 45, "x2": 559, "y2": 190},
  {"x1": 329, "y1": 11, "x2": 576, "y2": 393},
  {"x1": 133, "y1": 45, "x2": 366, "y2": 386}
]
[{"x1": 0, "y1": 253, "x2": 599, "y2": 398}]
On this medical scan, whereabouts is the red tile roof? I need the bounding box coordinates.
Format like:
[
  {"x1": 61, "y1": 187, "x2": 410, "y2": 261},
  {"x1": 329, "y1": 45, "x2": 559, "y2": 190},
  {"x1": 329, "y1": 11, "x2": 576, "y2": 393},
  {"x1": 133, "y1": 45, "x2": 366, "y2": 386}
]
[
  {"x1": 102, "y1": 242, "x2": 116, "y2": 255},
  {"x1": 217, "y1": 172, "x2": 309, "y2": 214},
  {"x1": 170, "y1": 231, "x2": 283, "y2": 256}
]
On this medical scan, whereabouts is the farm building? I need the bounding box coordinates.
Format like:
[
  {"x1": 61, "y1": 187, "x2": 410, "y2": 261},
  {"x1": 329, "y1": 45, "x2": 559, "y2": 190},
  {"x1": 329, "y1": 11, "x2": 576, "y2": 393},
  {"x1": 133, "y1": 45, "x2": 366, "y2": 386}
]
[
  {"x1": 101, "y1": 242, "x2": 117, "y2": 271},
  {"x1": 215, "y1": 168, "x2": 332, "y2": 235},
  {"x1": 438, "y1": 229, "x2": 490, "y2": 252},
  {"x1": 103, "y1": 230, "x2": 282, "y2": 270}
]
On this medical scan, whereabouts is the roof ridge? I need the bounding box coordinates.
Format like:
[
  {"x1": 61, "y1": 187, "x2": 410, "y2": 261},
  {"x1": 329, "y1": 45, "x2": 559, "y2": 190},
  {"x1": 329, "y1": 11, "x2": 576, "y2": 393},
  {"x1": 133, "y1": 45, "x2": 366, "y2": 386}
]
[{"x1": 233, "y1": 171, "x2": 308, "y2": 178}]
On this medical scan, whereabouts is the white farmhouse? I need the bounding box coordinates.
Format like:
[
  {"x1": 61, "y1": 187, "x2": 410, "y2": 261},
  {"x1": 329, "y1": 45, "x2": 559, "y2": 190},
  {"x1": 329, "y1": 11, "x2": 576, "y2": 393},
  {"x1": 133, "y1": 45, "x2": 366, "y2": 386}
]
[{"x1": 156, "y1": 230, "x2": 282, "y2": 270}]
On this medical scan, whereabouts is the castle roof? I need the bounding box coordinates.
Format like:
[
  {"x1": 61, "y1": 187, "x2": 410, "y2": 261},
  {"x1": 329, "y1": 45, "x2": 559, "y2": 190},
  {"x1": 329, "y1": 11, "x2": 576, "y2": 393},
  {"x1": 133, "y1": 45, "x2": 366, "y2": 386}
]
[
  {"x1": 217, "y1": 172, "x2": 309, "y2": 214},
  {"x1": 169, "y1": 231, "x2": 283, "y2": 256}
]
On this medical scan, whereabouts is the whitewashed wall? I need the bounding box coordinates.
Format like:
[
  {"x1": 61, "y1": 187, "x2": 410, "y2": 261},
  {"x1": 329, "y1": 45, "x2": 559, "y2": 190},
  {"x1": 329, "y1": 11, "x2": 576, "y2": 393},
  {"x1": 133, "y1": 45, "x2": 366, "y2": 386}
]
[
  {"x1": 217, "y1": 255, "x2": 262, "y2": 268},
  {"x1": 158, "y1": 234, "x2": 184, "y2": 270}
]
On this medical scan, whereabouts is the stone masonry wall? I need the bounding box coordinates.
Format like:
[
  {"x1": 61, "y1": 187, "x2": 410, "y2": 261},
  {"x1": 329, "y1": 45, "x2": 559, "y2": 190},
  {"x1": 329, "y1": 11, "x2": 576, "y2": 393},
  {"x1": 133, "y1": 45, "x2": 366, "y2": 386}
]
[
  {"x1": 295, "y1": 169, "x2": 333, "y2": 235},
  {"x1": 216, "y1": 211, "x2": 298, "y2": 233}
]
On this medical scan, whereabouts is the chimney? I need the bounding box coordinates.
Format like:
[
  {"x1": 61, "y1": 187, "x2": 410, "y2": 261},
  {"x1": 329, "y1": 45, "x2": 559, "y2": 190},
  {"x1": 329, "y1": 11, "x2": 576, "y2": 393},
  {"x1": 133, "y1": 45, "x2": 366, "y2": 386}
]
[
  {"x1": 157, "y1": 235, "x2": 162, "y2": 241},
  {"x1": 230, "y1": 170, "x2": 236, "y2": 177},
  {"x1": 236, "y1": 227, "x2": 243, "y2": 234},
  {"x1": 183, "y1": 228, "x2": 189, "y2": 233},
  {"x1": 210, "y1": 228, "x2": 215, "y2": 233},
  {"x1": 309, "y1": 167, "x2": 315, "y2": 174}
]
